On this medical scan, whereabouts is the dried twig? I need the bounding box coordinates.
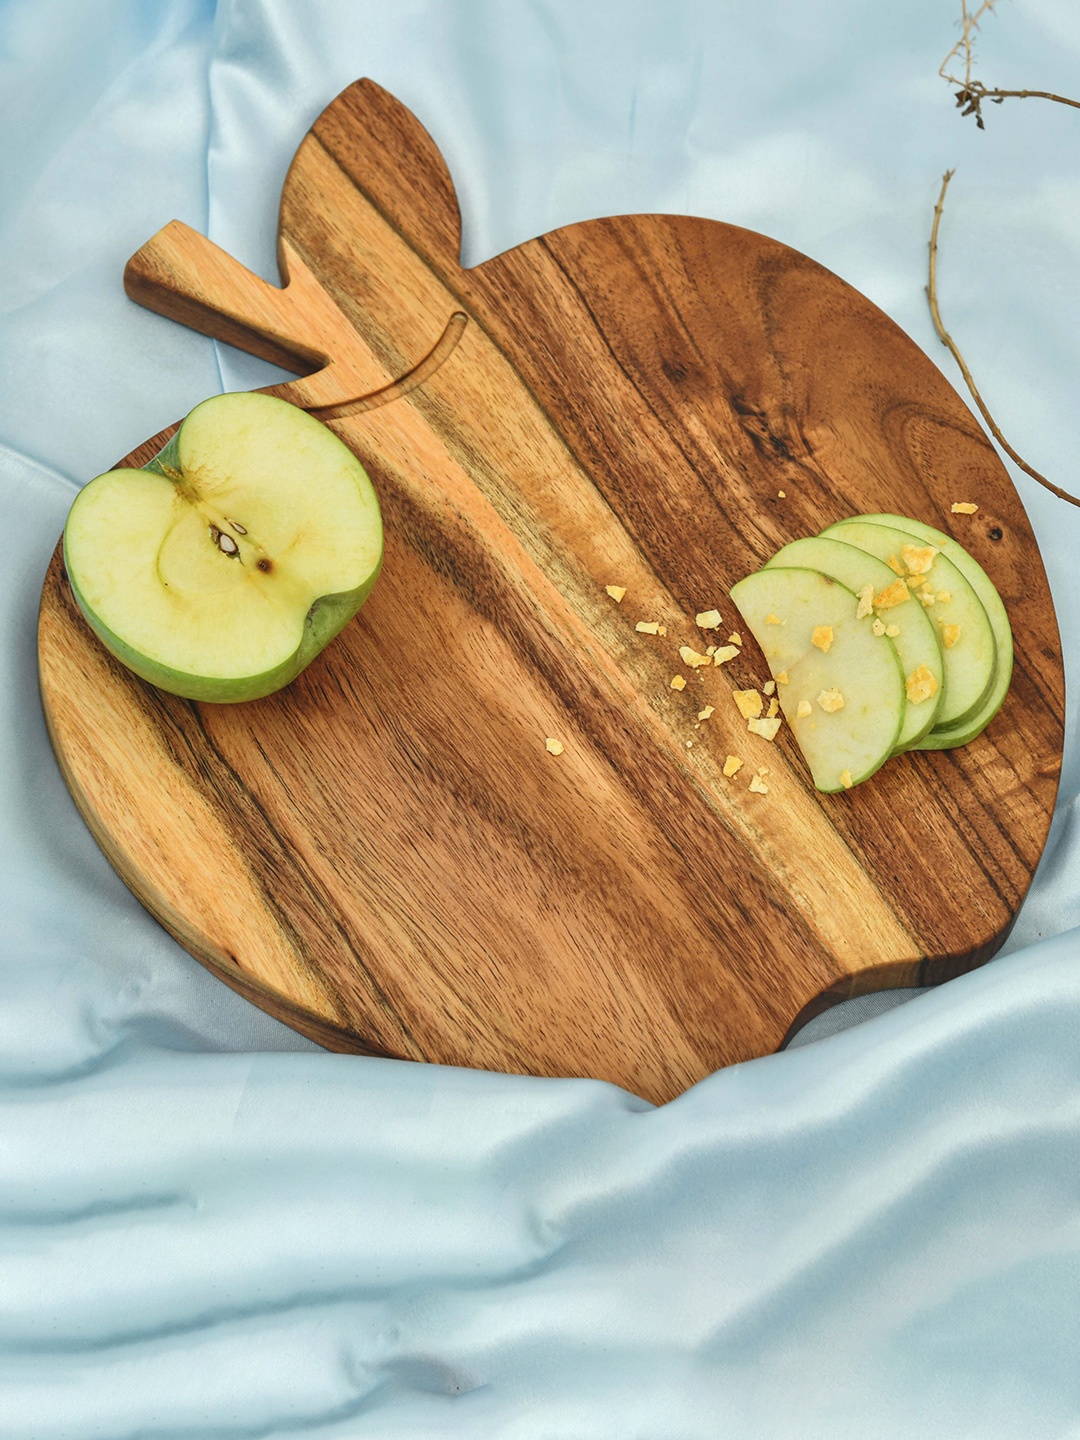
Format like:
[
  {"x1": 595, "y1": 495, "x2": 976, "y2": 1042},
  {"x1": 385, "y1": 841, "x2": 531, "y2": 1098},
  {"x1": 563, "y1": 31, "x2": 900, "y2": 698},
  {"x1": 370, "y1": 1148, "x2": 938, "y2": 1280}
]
[
  {"x1": 940, "y1": 0, "x2": 1080, "y2": 127},
  {"x1": 927, "y1": 170, "x2": 1080, "y2": 508}
]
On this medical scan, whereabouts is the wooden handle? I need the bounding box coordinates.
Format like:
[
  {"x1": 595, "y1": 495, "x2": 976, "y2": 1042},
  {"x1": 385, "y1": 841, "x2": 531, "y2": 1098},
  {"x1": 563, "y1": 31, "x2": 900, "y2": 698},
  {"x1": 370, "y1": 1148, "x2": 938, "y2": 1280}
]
[{"x1": 124, "y1": 220, "x2": 395, "y2": 408}]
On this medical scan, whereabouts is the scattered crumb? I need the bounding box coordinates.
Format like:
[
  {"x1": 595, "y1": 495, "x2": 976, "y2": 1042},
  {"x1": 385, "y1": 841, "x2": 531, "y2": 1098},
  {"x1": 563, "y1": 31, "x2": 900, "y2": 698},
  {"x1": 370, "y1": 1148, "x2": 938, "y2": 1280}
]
[
  {"x1": 685, "y1": 739, "x2": 693, "y2": 748},
  {"x1": 658, "y1": 625, "x2": 668, "y2": 636},
  {"x1": 840, "y1": 769, "x2": 853, "y2": 790},
  {"x1": 727, "y1": 633, "x2": 743, "y2": 646},
  {"x1": 670, "y1": 675, "x2": 687, "y2": 691},
  {"x1": 906, "y1": 576, "x2": 923, "y2": 590},
  {"x1": 951, "y1": 502, "x2": 979, "y2": 515},
  {"x1": 706, "y1": 645, "x2": 716, "y2": 656},
  {"x1": 545, "y1": 737, "x2": 564, "y2": 755},
  {"x1": 811, "y1": 625, "x2": 834, "y2": 652},
  {"x1": 919, "y1": 589, "x2": 936, "y2": 608},
  {"x1": 887, "y1": 554, "x2": 904, "y2": 576},
  {"x1": 712, "y1": 645, "x2": 739, "y2": 666},
  {"x1": 749, "y1": 773, "x2": 769, "y2": 794},
  {"x1": 796, "y1": 699, "x2": 813, "y2": 719},
  {"x1": 748, "y1": 716, "x2": 782, "y2": 741},
  {"x1": 765, "y1": 613, "x2": 783, "y2": 625},
  {"x1": 723, "y1": 755, "x2": 744, "y2": 778},
  {"x1": 872, "y1": 619, "x2": 886, "y2": 637},
  {"x1": 885, "y1": 624, "x2": 900, "y2": 638},
  {"x1": 636, "y1": 620, "x2": 661, "y2": 634},
  {"x1": 942, "y1": 622, "x2": 961, "y2": 650},
  {"x1": 697, "y1": 705, "x2": 715, "y2": 721},
  {"x1": 776, "y1": 671, "x2": 789, "y2": 685},
  {"x1": 856, "y1": 584, "x2": 874, "y2": 619},
  {"x1": 817, "y1": 689, "x2": 845, "y2": 714},
  {"x1": 937, "y1": 590, "x2": 951, "y2": 604},
  {"x1": 901, "y1": 543, "x2": 937, "y2": 575},
  {"x1": 762, "y1": 679, "x2": 776, "y2": 696},
  {"x1": 680, "y1": 645, "x2": 712, "y2": 669},
  {"x1": 778, "y1": 490, "x2": 786, "y2": 499},
  {"x1": 733, "y1": 689, "x2": 763, "y2": 719},
  {"x1": 874, "y1": 578, "x2": 909, "y2": 610},
  {"x1": 605, "y1": 585, "x2": 626, "y2": 603},
  {"x1": 905, "y1": 665, "x2": 939, "y2": 705},
  {"x1": 695, "y1": 609, "x2": 722, "y2": 629},
  {"x1": 767, "y1": 697, "x2": 779, "y2": 718}
]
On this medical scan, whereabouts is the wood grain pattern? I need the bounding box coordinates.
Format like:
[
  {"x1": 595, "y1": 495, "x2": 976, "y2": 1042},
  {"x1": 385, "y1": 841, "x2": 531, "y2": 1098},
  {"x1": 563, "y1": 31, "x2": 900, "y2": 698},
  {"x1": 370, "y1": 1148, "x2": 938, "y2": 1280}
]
[{"x1": 38, "y1": 81, "x2": 1063, "y2": 1102}]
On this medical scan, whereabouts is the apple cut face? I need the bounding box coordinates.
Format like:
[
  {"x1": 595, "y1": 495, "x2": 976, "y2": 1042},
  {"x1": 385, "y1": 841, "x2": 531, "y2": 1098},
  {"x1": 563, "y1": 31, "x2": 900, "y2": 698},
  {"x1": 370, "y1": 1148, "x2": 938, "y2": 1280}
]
[
  {"x1": 63, "y1": 392, "x2": 383, "y2": 702},
  {"x1": 729, "y1": 567, "x2": 905, "y2": 793},
  {"x1": 821, "y1": 520, "x2": 995, "y2": 731},
  {"x1": 855, "y1": 513, "x2": 1014, "y2": 751}
]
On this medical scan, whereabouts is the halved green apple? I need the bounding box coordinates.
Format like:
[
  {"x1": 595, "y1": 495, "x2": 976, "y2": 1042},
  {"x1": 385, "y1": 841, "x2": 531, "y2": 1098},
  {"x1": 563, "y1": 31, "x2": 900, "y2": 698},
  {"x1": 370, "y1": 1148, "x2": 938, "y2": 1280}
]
[
  {"x1": 821, "y1": 519, "x2": 995, "y2": 731},
  {"x1": 729, "y1": 567, "x2": 905, "y2": 792},
  {"x1": 764, "y1": 535, "x2": 944, "y2": 750},
  {"x1": 63, "y1": 392, "x2": 383, "y2": 702},
  {"x1": 855, "y1": 513, "x2": 1014, "y2": 749}
]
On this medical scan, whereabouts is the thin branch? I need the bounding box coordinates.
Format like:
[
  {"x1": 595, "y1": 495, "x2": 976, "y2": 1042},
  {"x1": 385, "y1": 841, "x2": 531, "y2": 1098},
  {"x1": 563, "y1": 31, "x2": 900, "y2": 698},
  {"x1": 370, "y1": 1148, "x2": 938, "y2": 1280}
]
[{"x1": 926, "y1": 170, "x2": 1080, "y2": 509}]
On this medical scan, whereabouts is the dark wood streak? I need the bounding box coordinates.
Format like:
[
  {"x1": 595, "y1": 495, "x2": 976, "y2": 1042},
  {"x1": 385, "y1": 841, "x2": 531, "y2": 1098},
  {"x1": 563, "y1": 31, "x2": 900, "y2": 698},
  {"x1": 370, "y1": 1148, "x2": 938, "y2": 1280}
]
[{"x1": 37, "y1": 79, "x2": 1063, "y2": 1102}]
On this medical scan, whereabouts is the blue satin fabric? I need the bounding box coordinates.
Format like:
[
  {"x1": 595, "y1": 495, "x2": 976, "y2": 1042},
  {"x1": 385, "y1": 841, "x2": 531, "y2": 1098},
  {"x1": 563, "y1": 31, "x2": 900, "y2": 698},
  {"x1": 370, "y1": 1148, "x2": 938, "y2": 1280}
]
[{"x1": 3, "y1": 1, "x2": 1080, "y2": 1433}]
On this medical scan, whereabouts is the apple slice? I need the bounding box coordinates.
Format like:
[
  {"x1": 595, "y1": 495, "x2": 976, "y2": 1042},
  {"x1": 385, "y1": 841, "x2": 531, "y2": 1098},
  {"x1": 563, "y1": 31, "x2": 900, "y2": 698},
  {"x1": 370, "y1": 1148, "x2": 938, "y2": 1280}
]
[
  {"x1": 855, "y1": 513, "x2": 1013, "y2": 749},
  {"x1": 764, "y1": 536, "x2": 943, "y2": 750},
  {"x1": 729, "y1": 567, "x2": 904, "y2": 792},
  {"x1": 63, "y1": 392, "x2": 383, "y2": 702},
  {"x1": 821, "y1": 519, "x2": 995, "y2": 730}
]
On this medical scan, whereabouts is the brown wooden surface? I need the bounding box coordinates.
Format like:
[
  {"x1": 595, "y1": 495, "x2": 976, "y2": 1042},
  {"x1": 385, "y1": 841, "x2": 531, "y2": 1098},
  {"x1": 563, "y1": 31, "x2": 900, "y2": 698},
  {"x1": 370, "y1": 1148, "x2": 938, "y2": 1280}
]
[{"x1": 37, "y1": 80, "x2": 1063, "y2": 1103}]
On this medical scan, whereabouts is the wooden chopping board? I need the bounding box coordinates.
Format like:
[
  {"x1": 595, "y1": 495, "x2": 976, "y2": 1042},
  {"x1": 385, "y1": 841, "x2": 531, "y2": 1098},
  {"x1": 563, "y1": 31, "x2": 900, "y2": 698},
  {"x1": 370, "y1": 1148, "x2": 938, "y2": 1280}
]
[{"x1": 38, "y1": 80, "x2": 1063, "y2": 1104}]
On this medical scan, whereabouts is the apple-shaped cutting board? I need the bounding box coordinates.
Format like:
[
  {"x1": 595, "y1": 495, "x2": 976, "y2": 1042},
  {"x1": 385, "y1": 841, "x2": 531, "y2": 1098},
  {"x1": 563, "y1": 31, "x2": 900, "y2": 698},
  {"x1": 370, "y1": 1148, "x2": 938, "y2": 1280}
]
[{"x1": 38, "y1": 81, "x2": 1063, "y2": 1103}]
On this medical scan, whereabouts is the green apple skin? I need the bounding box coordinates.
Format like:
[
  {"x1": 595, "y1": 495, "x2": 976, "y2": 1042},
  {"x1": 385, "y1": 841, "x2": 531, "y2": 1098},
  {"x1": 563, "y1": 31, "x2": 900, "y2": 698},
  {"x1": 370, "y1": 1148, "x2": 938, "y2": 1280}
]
[
  {"x1": 855, "y1": 513, "x2": 1013, "y2": 750},
  {"x1": 63, "y1": 393, "x2": 384, "y2": 703}
]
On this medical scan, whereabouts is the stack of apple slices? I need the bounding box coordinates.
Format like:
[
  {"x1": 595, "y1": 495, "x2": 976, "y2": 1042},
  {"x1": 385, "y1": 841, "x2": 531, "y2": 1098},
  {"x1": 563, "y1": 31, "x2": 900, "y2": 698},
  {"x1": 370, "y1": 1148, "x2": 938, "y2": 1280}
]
[{"x1": 729, "y1": 513, "x2": 1013, "y2": 793}]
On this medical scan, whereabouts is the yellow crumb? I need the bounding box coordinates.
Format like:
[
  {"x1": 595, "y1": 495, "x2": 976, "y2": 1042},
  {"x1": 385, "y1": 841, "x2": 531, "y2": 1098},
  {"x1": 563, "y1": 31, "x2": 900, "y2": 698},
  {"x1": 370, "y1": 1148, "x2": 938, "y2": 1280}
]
[
  {"x1": 748, "y1": 773, "x2": 769, "y2": 794},
  {"x1": 874, "y1": 578, "x2": 910, "y2": 610},
  {"x1": 951, "y1": 502, "x2": 979, "y2": 515},
  {"x1": 817, "y1": 689, "x2": 845, "y2": 714},
  {"x1": 886, "y1": 555, "x2": 905, "y2": 576},
  {"x1": 545, "y1": 737, "x2": 564, "y2": 755},
  {"x1": 670, "y1": 675, "x2": 687, "y2": 691},
  {"x1": 723, "y1": 755, "x2": 744, "y2": 778},
  {"x1": 901, "y1": 543, "x2": 937, "y2": 576},
  {"x1": 733, "y1": 689, "x2": 763, "y2": 720},
  {"x1": 885, "y1": 624, "x2": 900, "y2": 638},
  {"x1": 778, "y1": 490, "x2": 786, "y2": 498},
  {"x1": 856, "y1": 584, "x2": 874, "y2": 620},
  {"x1": 697, "y1": 705, "x2": 715, "y2": 721},
  {"x1": 636, "y1": 620, "x2": 660, "y2": 634},
  {"x1": 872, "y1": 619, "x2": 886, "y2": 637},
  {"x1": 685, "y1": 740, "x2": 693, "y2": 748},
  {"x1": 679, "y1": 645, "x2": 712, "y2": 669},
  {"x1": 748, "y1": 716, "x2": 782, "y2": 741},
  {"x1": 776, "y1": 671, "x2": 789, "y2": 685},
  {"x1": 942, "y1": 623, "x2": 961, "y2": 650},
  {"x1": 762, "y1": 680, "x2": 776, "y2": 696},
  {"x1": 905, "y1": 665, "x2": 939, "y2": 705},
  {"x1": 767, "y1": 697, "x2": 779, "y2": 718},
  {"x1": 840, "y1": 769, "x2": 853, "y2": 790},
  {"x1": 727, "y1": 633, "x2": 743, "y2": 646},
  {"x1": 796, "y1": 700, "x2": 813, "y2": 719},
  {"x1": 765, "y1": 613, "x2": 783, "y2": 625},
  {"x1": 706, "y1": 646, "x2": 716, "y2": 656},
  {"x1": 712, "y1": 645, "x2": 739, "y2": 666},
  {"x1": 811, "y1": 625, "x2": 834, "y2": 652},
  {"x1": 695, "y1": 609, "x2": 722, "y2": 629},
  {"x1": 937, "y1": 590, "x2": 951, "y2": 604},
  {"x1": 604, "y1": 585, "x2": 626, "y2": 603},
  {"x1": 919, "y1": 589, "x2": 936, "y2": 608},
  {"x1": 657, "y1": 625, "x2": 668, "y2": 636}
]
